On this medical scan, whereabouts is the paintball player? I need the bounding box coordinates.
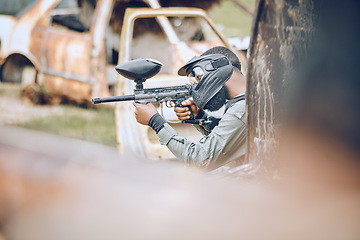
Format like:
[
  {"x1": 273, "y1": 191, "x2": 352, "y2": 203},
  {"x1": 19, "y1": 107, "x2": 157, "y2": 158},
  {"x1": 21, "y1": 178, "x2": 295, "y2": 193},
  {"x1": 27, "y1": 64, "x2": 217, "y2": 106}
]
[{"x1": 133, "y1": 46, "x2": 246, "y2": 171}]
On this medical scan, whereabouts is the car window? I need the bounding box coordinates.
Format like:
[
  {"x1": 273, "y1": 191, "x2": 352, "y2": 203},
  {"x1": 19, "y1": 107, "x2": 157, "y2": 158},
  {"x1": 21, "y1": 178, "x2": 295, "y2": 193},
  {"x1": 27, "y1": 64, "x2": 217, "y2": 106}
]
[
  {"x1": 50, "y1": 0, "x2": 96, "y2": 32},
  {"x1": 130, "y1": 16, "x2": 226, "y2": 75}
]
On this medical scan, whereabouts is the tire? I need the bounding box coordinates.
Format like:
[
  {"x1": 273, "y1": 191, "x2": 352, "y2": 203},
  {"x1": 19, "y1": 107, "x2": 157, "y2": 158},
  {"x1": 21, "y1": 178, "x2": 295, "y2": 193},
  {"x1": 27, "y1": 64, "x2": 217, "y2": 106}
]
[
  {"x1": 21, "y1": 65, "x2": 37, "y2": 86},
  {"x1": 19, "y1": 66, "x2": 43, "y2": 105}
]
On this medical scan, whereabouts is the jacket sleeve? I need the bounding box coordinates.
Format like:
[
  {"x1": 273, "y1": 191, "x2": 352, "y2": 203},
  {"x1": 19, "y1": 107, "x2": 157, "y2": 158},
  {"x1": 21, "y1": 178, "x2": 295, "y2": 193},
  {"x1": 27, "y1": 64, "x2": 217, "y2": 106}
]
[{"x1": 157, "y1": 101, "x2": 246, "y2": 170}]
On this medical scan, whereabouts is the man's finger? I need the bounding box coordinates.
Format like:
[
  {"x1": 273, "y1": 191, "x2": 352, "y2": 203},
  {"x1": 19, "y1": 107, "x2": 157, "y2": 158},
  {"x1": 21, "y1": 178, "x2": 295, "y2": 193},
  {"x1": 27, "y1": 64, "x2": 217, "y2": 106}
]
[
  {"x1": 181, "y1": 99, "x2": 193, "y2": 106},
  {"x1": 178, "y1": 115, "x2": 190, "y2": 120},
  {"x1": 176, "y1": 111, "x2": 190, "y2": 118},
  {"x1": 133, "y1": 101, "x2": 141, "y2": 107},
  {"x1": 174, "y1": 107, "x2": 188, "y2": 113}
]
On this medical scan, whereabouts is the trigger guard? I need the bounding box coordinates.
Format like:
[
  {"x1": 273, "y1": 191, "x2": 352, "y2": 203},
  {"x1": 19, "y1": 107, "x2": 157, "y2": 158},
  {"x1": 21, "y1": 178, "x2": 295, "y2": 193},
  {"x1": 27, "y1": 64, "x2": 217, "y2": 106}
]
[
  {"x1": 165, "y1": 101, "x2": 172, "y2": 108},
  {"x1": 160, "y1": 102, "x2": 181, "y2": 123}
]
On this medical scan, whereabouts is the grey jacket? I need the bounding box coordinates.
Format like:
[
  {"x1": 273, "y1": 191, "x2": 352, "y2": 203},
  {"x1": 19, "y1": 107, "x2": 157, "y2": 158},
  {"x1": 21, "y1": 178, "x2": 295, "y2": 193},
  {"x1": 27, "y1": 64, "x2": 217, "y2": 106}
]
[{"x1": 157, "y1": 93, "x2": 246, "y2": 171}]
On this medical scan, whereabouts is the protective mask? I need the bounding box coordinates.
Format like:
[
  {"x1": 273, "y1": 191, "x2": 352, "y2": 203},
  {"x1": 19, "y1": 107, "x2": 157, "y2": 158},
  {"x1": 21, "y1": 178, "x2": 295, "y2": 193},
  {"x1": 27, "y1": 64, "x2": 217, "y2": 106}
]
[{"x1": 178, "y1": 54, "x2": 233, "y2": 110}]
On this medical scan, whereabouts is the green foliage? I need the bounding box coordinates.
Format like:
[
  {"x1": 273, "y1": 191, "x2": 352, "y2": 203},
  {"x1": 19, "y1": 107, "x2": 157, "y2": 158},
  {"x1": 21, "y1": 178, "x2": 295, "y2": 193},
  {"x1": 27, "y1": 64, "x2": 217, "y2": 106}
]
[
  {"x1": 211, "y1": 0, "x2": 255, "y2": 37},
  {"x1": 18, "y1": 106, "x2": 117, "y2": 147}
]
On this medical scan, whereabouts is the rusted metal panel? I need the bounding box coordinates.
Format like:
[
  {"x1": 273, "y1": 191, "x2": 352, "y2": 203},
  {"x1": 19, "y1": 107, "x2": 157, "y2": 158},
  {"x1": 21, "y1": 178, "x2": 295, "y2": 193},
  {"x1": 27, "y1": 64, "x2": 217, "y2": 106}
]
[
  {"x1": 29, "y1": 4, "x2": 95, "y2": 99},
  {"x1": 42, "y1": 75, "x2": 92, "y2": 102},
  {"x1": 0, "y1": 0, "x2": 60, "y2": 85},
  {"x1": 0, "y1": 0, "x2": 60, "y2": 63},
  {"x1": 246, "y1": 0, "x2": 318, "y2": 174},
  {"x1": 31, "y1": 30, "x2": 92, "y2": 76}
]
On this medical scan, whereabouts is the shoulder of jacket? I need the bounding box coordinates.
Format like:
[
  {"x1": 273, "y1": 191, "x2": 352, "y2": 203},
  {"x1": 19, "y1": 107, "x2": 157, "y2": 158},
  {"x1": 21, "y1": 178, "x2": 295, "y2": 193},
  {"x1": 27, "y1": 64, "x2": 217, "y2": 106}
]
[
  {"x1": 225, "y1": 99, "x2": 246, "y2": 120},
  {"x1": 230, "y1": 98, "x2": 246, "y2": 110}
]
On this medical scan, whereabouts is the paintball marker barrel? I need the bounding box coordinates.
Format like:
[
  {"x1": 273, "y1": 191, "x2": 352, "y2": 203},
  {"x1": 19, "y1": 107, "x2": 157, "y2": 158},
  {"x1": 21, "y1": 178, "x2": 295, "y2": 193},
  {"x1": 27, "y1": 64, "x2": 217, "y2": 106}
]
[
  {"x1": 92, "y1": 95, "x2": 135, "y2": 104},
  {"x1": 92, "y1": 85, "x2": 192, "y2": 104}
]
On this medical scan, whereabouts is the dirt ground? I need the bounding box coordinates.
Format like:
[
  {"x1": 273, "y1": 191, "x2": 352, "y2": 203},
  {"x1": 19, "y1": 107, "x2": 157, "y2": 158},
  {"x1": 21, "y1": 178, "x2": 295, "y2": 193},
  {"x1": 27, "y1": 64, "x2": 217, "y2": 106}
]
[{"x1": 0, "y1": 83, "x2": 67, "y2": 125}]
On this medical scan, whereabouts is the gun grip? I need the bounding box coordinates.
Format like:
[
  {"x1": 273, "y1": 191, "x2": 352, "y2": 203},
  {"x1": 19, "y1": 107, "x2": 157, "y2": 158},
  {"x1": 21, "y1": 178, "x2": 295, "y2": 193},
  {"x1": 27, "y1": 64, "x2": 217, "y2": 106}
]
[{"x1": 175, "y1": 101, "x2": 194, "y2": 121}]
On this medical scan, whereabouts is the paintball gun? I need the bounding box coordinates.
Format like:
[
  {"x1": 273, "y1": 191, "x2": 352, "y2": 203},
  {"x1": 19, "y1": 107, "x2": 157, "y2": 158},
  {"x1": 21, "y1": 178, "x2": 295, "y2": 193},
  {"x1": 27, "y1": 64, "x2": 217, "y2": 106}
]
[
  {"x1": 92, "y1": 58, "x2": 194, "y2": 120},
  {"x1": 92, "y1": 58, "x2": 220, "y2": 129}
]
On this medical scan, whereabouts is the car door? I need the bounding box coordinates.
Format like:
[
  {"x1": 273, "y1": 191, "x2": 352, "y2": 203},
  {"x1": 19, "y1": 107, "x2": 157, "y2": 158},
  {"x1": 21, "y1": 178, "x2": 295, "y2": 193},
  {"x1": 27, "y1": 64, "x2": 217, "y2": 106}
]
[
  {"x1": 31, "y1": 0, "x2": 93, "y2": 100},
  {"x1": 115, "y1": 7, "x2": 239, "y2": 160}
]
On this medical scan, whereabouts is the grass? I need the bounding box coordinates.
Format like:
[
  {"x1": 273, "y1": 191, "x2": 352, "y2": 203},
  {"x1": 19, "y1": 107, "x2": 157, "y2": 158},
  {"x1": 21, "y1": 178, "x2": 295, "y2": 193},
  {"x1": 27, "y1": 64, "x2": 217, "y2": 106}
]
[
  {"x1": 0, "y1": 83, "x2": 22, "y2": 97},
  {"x1": 0, "y1": 83, "x2": 117, "y2": 147},
  {"x1": 17, "y1": 106, "x2": 117, "y2": 147},
  {"x1": 211, "y1": 0, "x2": 256, "y2": 37}
]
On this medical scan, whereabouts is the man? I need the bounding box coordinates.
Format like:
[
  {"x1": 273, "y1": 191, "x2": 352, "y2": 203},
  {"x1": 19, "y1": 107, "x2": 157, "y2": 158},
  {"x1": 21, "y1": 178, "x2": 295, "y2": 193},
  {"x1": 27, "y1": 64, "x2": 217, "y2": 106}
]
[{"x1": 133, "y1": 46, "x2": 246, "y2": 171}]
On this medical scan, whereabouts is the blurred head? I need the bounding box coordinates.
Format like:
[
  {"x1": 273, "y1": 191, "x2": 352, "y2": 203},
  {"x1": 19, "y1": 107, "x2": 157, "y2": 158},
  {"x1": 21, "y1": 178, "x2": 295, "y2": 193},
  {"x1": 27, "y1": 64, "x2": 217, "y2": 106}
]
[{"x1": 285, "y1": 0, "x2": 360, "y2": 154}]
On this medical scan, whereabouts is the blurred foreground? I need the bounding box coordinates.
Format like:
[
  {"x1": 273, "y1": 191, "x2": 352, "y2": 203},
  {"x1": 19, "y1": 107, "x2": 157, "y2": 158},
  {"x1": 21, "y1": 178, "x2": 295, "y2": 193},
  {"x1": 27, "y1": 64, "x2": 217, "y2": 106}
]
[{"x1": 0, "y1": 126, "x2": 359, "y2": 240}]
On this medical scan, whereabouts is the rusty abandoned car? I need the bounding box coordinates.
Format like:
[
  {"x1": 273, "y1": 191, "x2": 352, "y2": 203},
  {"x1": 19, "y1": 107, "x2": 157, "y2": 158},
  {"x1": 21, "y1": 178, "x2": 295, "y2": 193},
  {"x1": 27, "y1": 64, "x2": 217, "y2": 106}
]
[
  {"x1": 0, "y1": 0, "x2": 236, "y2": 104},
  {"x1": 0, "y1": 0, "x2": 247, "y2": 159}
]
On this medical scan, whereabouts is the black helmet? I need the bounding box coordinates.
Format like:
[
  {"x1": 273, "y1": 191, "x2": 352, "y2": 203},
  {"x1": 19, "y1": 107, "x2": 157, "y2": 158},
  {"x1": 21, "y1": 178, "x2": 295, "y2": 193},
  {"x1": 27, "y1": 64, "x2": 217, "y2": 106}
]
[{"x1": 178, "y1": 54, "x2": 233, "y2": 109}]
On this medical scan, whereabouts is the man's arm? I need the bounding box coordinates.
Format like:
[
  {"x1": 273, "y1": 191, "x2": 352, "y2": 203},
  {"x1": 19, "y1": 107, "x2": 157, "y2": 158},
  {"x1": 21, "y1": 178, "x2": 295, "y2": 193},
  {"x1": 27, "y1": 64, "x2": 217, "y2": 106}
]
[
  {"x1": 133, "y1": 101, "x2": 246, "y2": 170},
  {"x1": 158, "y1": 101, "x2": 246, "y2": 170}
]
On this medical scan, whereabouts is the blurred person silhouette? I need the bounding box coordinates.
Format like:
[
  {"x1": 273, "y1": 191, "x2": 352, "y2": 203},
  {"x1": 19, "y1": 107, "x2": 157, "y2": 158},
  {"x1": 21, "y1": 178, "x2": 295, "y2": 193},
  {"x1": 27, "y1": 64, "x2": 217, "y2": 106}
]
[
  {"x1": 275, "y1": 0, "x2": 360, "y2": 216},
  {"x1": 251, "y1": 1, "x2": 360, "y2": 237}
]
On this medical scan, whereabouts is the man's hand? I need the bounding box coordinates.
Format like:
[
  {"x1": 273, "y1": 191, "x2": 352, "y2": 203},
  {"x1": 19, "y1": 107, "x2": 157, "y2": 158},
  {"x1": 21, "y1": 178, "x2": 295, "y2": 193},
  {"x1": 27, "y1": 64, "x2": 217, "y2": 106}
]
[
  {"x1": 170, "y1": 99, "x2": 200, "y2": 120},
  {"x1": 133, "y1": 102, "x2": 158, "y2": 125}
]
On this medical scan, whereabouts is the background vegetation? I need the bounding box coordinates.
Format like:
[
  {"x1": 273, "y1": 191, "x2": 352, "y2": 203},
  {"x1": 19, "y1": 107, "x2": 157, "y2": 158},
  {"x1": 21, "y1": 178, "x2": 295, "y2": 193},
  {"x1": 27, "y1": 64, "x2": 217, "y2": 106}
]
[
  {"x1": 18, "y1": 106, "x2": 117, "y2": 147},
  {"x1": 211, "y1": 0, "x2": 255, "y2": 37}
]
